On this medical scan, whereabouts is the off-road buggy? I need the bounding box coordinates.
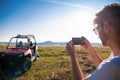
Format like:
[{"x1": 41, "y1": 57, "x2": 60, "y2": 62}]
[{"x1": 0, "y1": 34, "x2": 39, "y2": 78}]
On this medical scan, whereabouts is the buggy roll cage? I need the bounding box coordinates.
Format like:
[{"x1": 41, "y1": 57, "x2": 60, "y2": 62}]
[{"x1": 7, "y1": 34, "x2": 37, "y2": 49}]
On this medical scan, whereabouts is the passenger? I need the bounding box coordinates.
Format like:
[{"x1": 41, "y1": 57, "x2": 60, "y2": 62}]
[{"x1": 18, "y1": 41, "x2": 23, "y2": 47}]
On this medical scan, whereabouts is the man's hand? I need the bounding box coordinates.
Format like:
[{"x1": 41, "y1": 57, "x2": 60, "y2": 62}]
[
  {"x1": 66, "y1": 41, "x2": 76, "y2": 57},
  {"x1": 81, "y1": 36, "x2": 93, "y2": 50}
]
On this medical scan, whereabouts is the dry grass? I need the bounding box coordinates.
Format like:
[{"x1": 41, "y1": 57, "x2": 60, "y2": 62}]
[{"x1": 0, "y1": 45, "x2": 111, "y2": 80}]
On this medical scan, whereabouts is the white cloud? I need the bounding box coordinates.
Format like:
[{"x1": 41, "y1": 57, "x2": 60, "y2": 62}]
[{"x1": 46, "y1": 0, "x2": 97, "y2": 11}]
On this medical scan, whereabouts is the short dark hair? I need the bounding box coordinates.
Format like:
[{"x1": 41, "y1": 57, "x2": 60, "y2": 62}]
[
  {"x1": 94, "y1": 3, "x2": 120, "y2": 44},
  {"x1": 94, "y1": 3, "x2": 120, "y2": 25},
  {"x1": 93, "y1": 3, "x2": 120, "y2": 37}
]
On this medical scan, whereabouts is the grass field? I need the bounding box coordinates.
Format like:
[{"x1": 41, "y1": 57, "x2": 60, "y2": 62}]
[{"x1": 0, "y1": 45, "x2": 111, "y2": 80}]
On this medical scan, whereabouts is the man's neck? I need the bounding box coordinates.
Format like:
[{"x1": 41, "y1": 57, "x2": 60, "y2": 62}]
[{"x1": 109, "y1": 43, "x2": 120, "y2": 56}]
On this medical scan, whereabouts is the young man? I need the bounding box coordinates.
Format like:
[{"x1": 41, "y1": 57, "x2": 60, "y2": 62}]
[{"x1": 66, "y1": 3, "x2": 120, "y2": 80}]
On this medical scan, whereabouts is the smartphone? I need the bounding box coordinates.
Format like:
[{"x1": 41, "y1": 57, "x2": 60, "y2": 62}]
[{"x1": 72, "y1": 37, "x2": 84, "y2": 45}]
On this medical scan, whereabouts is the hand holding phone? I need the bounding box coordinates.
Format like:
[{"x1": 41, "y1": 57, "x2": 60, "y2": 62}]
[{"x1": 72, "y1": 37, "x2": 85, "y2": 45}]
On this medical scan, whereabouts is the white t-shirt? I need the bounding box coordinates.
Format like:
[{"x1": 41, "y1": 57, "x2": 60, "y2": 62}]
[{"x1": 88, "y1": 54, "x2": 120, "y2": 80}]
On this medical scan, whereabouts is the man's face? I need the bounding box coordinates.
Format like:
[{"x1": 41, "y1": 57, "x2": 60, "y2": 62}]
[{"x1": 93, "y1": 24, "x2": 108, "y2": 46}]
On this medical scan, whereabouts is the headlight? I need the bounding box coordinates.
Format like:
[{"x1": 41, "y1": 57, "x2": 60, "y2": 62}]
[
  {"x1": 0, "y1": 52, "x2": 5, "y2": 57},
  {"x1": 1, "y1": 54, "x2": 5, "y2": 56}
]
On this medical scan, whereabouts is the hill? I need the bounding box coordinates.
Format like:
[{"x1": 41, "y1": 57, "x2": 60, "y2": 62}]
[{"x1": 0, "y1": 41, "x2": 102, "y2": 46}]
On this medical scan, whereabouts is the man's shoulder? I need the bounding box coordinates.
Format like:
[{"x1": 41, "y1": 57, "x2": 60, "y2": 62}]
[
  {"x1": 110, "y1": 56, "x2": 120, "y2": 68},
  {"x1": 87, "y1": 56, "x2": 120, "y2": 80}
]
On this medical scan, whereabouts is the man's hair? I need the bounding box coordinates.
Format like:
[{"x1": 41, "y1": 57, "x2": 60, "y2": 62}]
[
  {"x1": 94, "y1": 3, "x2": 120, "y2": 44},
  {"x1": 94, "y1": 3, "x2": 120, "y2": 32}
]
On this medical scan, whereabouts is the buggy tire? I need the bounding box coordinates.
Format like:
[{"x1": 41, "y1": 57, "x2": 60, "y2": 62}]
[{"x1": 21, "y1": 58, "x2": 32, "y2": 72}]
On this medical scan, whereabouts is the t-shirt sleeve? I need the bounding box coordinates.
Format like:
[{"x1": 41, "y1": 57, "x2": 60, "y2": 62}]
[{"x1": 87, "y1": 60, "x2": 120, "y2": 80}]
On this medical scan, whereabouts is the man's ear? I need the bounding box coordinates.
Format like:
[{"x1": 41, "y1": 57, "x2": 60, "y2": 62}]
[{"x1": 104, "y1": 21, "x2": 111, "y2": 35}]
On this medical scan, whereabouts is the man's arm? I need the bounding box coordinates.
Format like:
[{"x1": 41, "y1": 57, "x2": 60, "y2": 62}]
[
  {"x1": 71, "y1": 53, "x2": 84, "y2": 80},
  {"x1": 66, "y1": 41, "x2": 84, "y2": 80},
  {"x1": 81, "y1": 37, "x2": 102, "y2": 67},
  {"x1": 66, "y1": 37, "x2": 102, "y2": 80}
]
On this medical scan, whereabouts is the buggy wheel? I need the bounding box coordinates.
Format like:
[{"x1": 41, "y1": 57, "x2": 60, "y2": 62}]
[{"x1": 21, "y1": 58, "x2": 32, "y2": 72}]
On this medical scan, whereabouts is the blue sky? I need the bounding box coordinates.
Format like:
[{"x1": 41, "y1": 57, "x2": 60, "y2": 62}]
[{"x1": 0, "y1": 0, "x2": 120, "y2": 42}]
